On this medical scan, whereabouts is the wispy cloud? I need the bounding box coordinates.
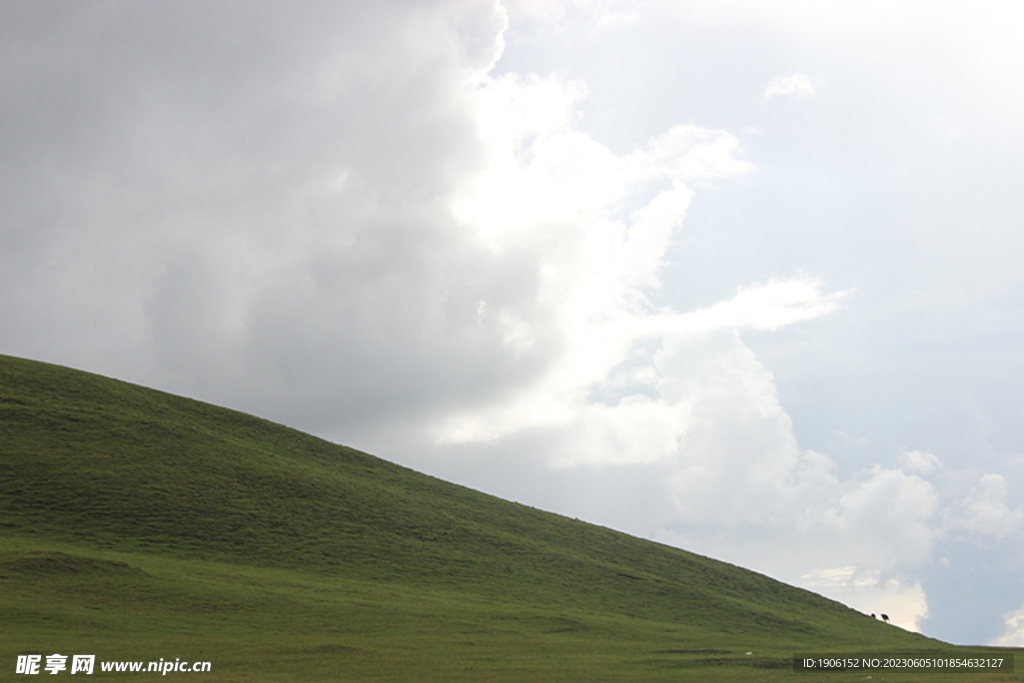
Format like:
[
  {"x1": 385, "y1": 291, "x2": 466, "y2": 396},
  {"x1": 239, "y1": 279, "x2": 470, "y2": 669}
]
[{"x1": 763, "y1": 73, "x2": 816, "y2": 100}]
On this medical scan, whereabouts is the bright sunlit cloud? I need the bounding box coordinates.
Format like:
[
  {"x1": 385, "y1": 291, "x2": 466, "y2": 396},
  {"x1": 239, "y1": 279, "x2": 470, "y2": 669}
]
[{"x1": 437, "y1": 68, "x2": 836, "y2": 457}]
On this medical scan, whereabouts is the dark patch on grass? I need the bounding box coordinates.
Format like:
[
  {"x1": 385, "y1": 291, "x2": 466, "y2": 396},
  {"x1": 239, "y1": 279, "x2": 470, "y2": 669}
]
[{"x1": 0, "y1": 551, "x2": 149, "y2": 577}]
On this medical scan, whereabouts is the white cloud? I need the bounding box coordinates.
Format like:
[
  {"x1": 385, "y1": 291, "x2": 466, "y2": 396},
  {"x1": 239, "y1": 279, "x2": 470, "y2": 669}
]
[
  {"x1": 624, "y1": 124, "x2": 756, "y2": 183},
  {"x1": 824, "y1": 466, "x2": 940, "y2": 567},
  {"x1": 956, "y1": 474, "x2": 1024, "y2": 539},
  {"x1": 503, "y1": 0, "x2": 646, "y2": 36},
  {"x1": 763, "y1": 73, "x2": 816, "y2": 100},
  {"x1": 642, "y1": 334, "x2": 942, "y2": 583},
  {"x1": 503, "y1": 0, "x2": 566, "y2": 24},
  {"x1": 430, "y1": 277, "x2": 844, "y2": 459},
  {"x1": 434, "y1": 67, "x2": 778, "y2": 455},
  {"x1": 994, "y1": 606, "x2": 1024, "y2": 646},
  {"x1": 900, "y1": 449, "x2": 942, "y2": 475},
  {"x1": 662, "y1": 278, "x2": 849, "y2": 336},
  {"x1": 574, "y1": 0, "x2": 644, "y2": 34}
]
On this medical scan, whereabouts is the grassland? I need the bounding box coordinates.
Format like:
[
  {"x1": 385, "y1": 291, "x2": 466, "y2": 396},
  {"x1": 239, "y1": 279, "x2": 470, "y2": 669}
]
[{"x1": 1, "y1": 353, "x2": 1018, "y2": 681}]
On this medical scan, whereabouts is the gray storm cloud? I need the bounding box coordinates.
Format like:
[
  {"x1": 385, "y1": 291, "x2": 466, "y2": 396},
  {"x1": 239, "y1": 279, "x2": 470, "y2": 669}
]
[{"x1": 2, "y1": 0, "x2": 529, "y2": 433}]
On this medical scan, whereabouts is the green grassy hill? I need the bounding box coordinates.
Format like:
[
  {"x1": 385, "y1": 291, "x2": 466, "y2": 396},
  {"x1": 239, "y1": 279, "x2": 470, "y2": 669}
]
[{"x1": 0, "y1": 354, "x2": 1015, "y2": 681}]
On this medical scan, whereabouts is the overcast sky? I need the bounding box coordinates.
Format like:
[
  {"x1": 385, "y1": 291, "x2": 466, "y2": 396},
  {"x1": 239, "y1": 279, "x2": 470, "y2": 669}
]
[{"x1": 4, "y1": 0, "x2": 1024, "y2": 645}]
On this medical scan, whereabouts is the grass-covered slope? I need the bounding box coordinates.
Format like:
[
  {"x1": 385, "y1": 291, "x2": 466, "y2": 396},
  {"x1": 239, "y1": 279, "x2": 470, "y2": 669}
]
[{"x1": 0, "y1": 354, "x2": 1010, "y2": 681}]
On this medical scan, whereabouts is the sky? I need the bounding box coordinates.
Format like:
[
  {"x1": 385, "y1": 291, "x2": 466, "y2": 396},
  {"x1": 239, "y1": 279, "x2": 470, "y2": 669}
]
[{"x1": 3, "y1": 0, "x2": 1024, "y2": 645}]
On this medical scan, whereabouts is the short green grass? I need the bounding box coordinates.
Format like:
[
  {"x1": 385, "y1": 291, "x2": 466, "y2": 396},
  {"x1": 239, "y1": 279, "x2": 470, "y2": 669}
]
[{"x1": 1, "y1": 353, "x2": 1019, "y2": 681}]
